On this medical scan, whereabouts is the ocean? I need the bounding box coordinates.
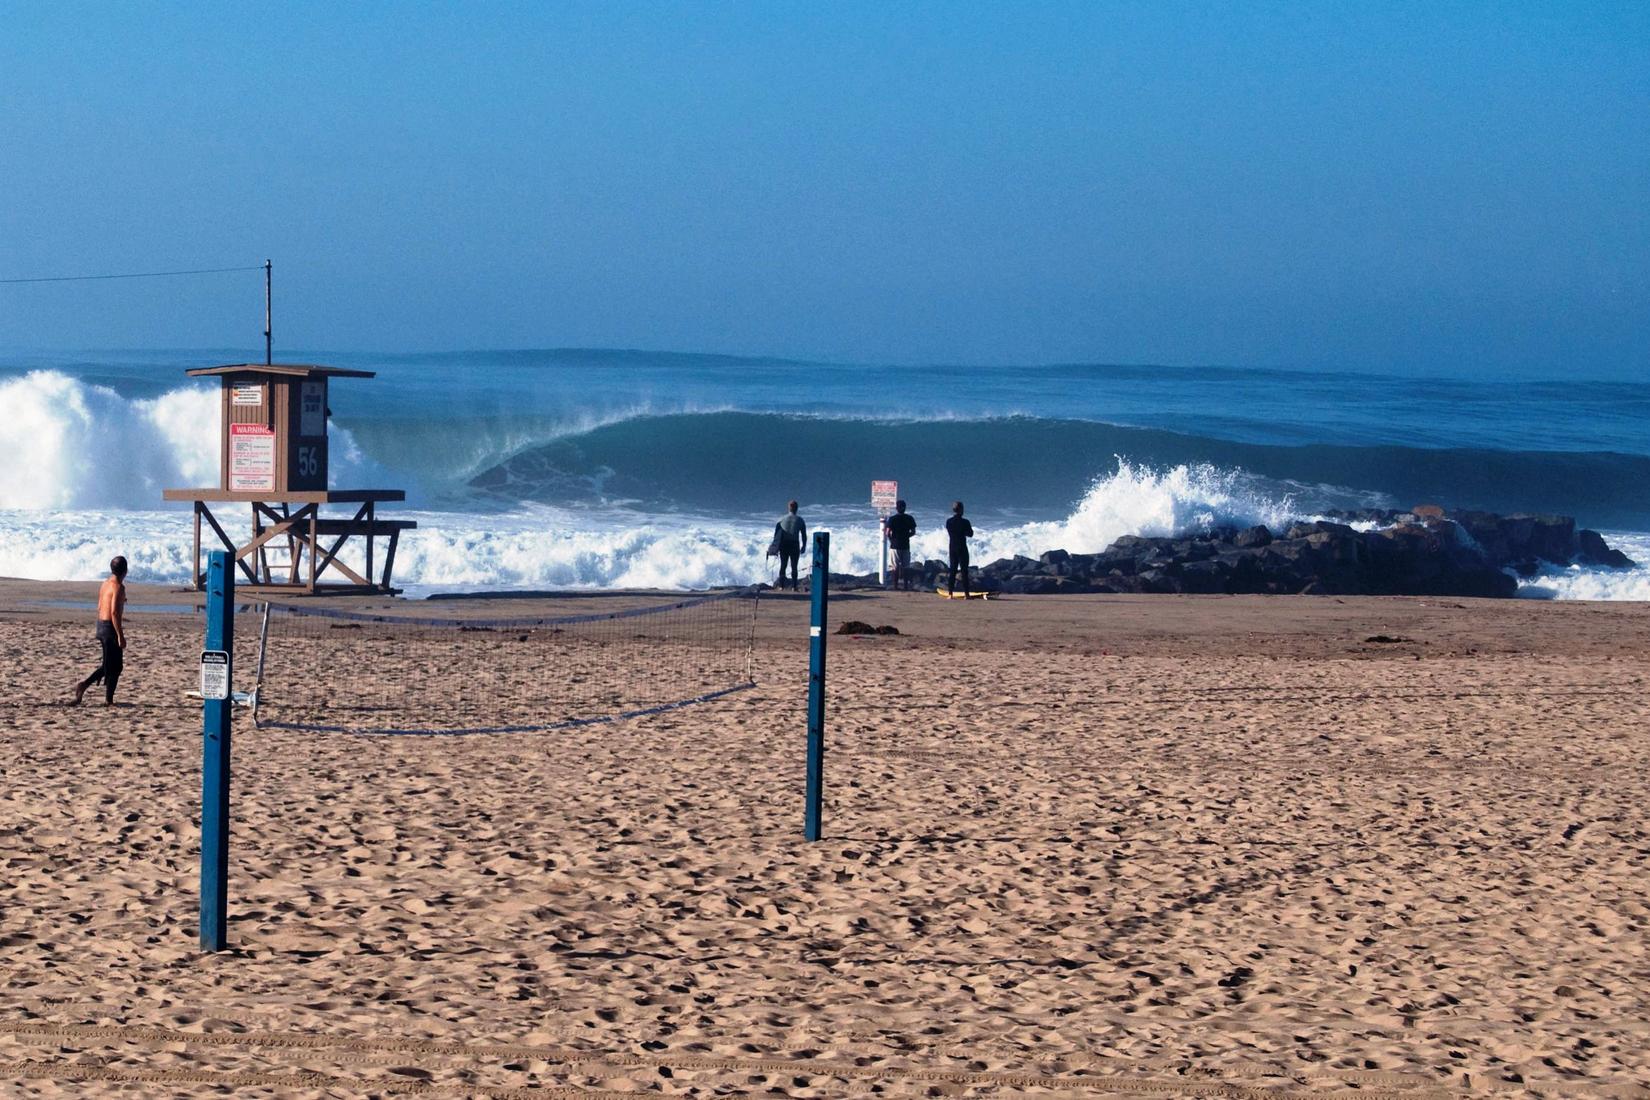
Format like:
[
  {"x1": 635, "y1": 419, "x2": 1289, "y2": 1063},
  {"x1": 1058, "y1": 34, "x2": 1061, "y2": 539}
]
[{"x1": 1, "y1": 349, "x2": 1646, "y2": 600}]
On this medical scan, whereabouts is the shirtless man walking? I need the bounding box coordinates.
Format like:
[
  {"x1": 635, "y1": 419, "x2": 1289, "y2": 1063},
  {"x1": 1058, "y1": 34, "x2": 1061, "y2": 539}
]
[{"x1": 73, "y1": 556, "x2": 128, "y2": 706}]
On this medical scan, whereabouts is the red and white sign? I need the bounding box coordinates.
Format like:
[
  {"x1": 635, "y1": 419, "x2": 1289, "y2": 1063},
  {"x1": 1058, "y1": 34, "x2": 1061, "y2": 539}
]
[
  {"x1": 871, "y1": 480, "x2": 898, "y2": 516},
  {"x1": 230, "y1": 423, "x2": 276, "y2": 492}
]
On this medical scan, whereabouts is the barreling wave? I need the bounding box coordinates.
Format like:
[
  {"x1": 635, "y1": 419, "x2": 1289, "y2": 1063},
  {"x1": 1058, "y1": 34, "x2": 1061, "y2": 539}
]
[
  {"x1": 8, "y1": 369, "x2": 1650, "y2": 535},
  {"x1": 5, "y1": 350, "x2": 1646, "y2": 599},
  {"x1": 471, "y1": 410, "x2": 1650, "y2": 529}
]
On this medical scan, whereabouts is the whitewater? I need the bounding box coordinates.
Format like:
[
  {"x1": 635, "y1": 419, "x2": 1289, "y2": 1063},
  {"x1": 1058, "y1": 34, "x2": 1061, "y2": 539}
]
[{"x1": 1, "y1": 351, "x2": 1646, "y2": 599}]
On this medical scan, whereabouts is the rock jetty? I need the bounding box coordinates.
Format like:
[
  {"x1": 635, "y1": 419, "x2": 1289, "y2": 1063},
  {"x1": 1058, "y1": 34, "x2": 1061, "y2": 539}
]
[{"x1": 829, "y1": 509, "x2": 1636, "y2": 599}]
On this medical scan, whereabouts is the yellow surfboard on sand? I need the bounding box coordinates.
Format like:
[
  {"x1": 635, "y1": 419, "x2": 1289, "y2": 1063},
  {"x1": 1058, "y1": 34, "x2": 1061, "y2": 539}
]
[{"x1": 935, "y1": 588, "x2": 991, "y2": 600}]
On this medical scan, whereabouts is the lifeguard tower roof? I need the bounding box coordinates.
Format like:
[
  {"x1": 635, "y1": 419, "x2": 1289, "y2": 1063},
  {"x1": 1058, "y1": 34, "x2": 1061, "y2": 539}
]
[{"x1": 186, "y1": 363, "x2": 375, "y2": 379}]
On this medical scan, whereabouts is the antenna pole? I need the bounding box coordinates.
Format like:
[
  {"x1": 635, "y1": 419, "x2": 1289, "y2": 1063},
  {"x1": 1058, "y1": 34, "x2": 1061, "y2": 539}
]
[{"x1": 263, "y1": 259, "x2": 272, "y2": 365}]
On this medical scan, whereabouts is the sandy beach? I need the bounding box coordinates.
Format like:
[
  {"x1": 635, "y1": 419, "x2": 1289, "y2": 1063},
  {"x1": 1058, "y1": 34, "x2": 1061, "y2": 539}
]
[{"x1": 1, "y1": 578, "x2": 1647, "y2": 1098}]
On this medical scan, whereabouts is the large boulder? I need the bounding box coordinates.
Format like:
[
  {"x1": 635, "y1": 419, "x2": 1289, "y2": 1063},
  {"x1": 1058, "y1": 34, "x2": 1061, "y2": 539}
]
[
  {"x1": 1217, "y1": 550, "x2": 1266, "y2": 588},
  {"x1": 1285, "y1": 520, "x2": 1357, "y2": 541},
  {"x1": 981, "y1": 555, "x2": 1036, "y2": 579},
  {"x1": 1001, "y1": 573, "x2": 1077, "y2": 595},
  {"x1": 1107, "y1": 534, "x2": 1160, "y2": 556},
  {"x1": 1177, "y1": 558, "x2": 1231, "y2": 594},
  {"x1": 1170, "y1": 538, "x2": 1219, "y2": 562},
  {"x1": 931, "y1": 507, "x2": 1628, "y2": 600},
  {"x1": 1363, "y1": 522, "x2": 1516, "y2": 598},
  {"x1": 1136, "y1": 568, "x2": 1183, "y2": 594},
  {"x1": 1453, "y1": 511, "x2": 1576, "y2": 566},
  {"x1": 1088, "y1": 548, "x2": 1141, "y2": 576},
  {"x1": 1578, "y1": 529, "x2": 1637, "y2": 569}
]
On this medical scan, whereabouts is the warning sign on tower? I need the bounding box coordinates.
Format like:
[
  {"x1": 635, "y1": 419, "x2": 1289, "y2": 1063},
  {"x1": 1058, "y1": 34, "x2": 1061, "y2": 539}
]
[{"x1": 229, "y1": 424, "x2": 275, "y2": 492}]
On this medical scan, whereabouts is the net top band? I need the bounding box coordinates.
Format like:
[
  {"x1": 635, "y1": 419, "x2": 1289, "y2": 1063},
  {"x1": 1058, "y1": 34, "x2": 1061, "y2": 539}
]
[{"x1": 252, "y1": 587, "x2": 759, "y2": 630}]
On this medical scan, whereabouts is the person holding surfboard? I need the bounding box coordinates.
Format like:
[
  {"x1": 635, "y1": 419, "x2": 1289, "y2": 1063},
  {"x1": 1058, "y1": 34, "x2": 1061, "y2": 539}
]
[
  {"x1": 773, "y1": 500, "x2": 807, "y2": 590},
  {"x1": 945, "y1": 501, "x2": 974, "y2": 597}
]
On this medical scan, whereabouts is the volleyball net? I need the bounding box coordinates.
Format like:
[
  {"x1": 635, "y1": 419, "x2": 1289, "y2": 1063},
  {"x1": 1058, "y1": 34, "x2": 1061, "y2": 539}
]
[{"x1": 249, "y1": 590, "x2": 760, "y2": 735}]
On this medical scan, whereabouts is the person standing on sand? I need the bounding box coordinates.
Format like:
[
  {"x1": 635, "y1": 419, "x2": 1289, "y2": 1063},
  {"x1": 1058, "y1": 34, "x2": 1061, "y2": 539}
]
[
  {"x1": 884, "y1": 500, "x2": 917, "y2": 590},
  {"x1": 73, "y1": 556, "x2": 128, "y2": 706},
  {"x1": 773, "y1": 500, "x2": 807, "y2": 590},
  {"x1": 945, "y1": 501, "x2": 974, "y2": 597}
]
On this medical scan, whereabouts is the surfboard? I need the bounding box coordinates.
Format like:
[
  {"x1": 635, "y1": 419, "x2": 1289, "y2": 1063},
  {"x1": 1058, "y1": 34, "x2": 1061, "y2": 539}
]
[{"x1": 935, "y1": 588, "x2": 991, "y2": 600}]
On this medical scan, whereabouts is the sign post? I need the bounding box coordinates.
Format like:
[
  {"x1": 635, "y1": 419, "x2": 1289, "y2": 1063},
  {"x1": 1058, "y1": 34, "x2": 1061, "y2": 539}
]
[
  {"x1": 200, "y1": 550, "x2": 234, "y2": 952},
  {"x1": 805, "y1": 532, "x2": 828, "y2": 841},
  {"x1": 871, "y1": 480, "x2": 898, "y2": 586}
]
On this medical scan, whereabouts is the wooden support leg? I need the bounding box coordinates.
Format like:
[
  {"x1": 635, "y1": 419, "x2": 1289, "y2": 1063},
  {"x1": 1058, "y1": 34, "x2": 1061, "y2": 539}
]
[
  {"x1": 252, "y1": 504, "x2": 267, "y2": 584},
  {"x1": 382, "y1": 530, "x2": 400, "y2": 591},
  {"x1": 199, "y1": 503, "x2": 259, "y2": 585},
  {"x1": 232, "y1": 504, "x2": 317, "y2": 587},
  {"x1": 312, "y1": 503, "x2": 371, "y2": 586},
  {"x1": 286, "y1": 505, "x2": 301, "y2": 586},
  {"x1": 307, "y1": 511, "x2": 317, "y2": 593},
  {"x1": 192, "y1": 503, "x2": 203, "y2": 590},
  {"x1": 365, "y1": 502, "x2": 375, "y2": 589}
]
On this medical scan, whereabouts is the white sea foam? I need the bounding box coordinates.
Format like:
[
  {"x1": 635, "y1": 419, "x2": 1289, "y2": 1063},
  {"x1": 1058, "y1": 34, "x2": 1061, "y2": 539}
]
[
  {"x1": 0, "y1": 463, "x2": 1307, "y2": 591},
  {"x1": 0, "y1": 509, "x2": 197, "y2": 583},
  {"x1": 1516, "y1": 532, "x2": 1650, "y2": 601},
  {"x1": 964, "y1": 460, "x2": 1300, "y2": 563},
  {"x1": 4, "y1": 494, "x2": 1643, "y2": 601},
  {"x1": 339, "y1": 463, "x2": 1304, "y2": 591},
  {"x1": 0, "y1": 371, "x2": 220, "y2": 509}
]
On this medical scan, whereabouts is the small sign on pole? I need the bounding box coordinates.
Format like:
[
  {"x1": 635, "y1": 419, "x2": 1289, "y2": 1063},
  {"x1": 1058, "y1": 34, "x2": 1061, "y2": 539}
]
[
  {"x1": 199, "y1": 650, "x2": 230, "y2": 701},
  {"x1": 871, "y1": 480, "x2": 897, "y2": 585},
  {"x1": 871, "y1": 480, "x2": 898, "y2": 515}
]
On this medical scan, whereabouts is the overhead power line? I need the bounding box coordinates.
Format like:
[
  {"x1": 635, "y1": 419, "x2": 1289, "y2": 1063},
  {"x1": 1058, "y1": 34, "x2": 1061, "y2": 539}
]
[{"x1": 0, "y1": 264, "x2": 265, "y2": 285}]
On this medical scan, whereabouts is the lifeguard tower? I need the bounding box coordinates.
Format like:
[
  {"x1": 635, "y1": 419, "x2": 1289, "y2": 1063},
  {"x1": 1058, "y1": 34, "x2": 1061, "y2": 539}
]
[{"x1": 163, "y1": 364, "x2": 414, "y2": 593}]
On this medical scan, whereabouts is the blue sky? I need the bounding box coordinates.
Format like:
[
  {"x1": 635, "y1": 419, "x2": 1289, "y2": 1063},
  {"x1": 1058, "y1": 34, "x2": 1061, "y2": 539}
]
[{"x1": 1, "y1": 2, "x2": 1646, "y2": 377}]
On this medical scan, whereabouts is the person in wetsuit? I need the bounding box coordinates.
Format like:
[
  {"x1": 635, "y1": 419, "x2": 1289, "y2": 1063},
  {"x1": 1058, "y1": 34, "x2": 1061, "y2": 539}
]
[
  {"x1": 73, "y1": 555, "x2": 127, "y2": 706},
  {"x1": 883, "y1": 500, "x2": 917, "y2": 590},
  {"x1": 774, "y1": 500, "x2": 807, "y2": 590},
  {"x1": 945, "y1": 501, "x2": 974, "y2": 596}
]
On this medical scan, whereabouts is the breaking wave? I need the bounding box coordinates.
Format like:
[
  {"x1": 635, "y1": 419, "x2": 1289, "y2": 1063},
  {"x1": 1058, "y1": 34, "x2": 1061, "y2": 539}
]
[
  {"x1": 470, "y1": 411, "x2": 1650, "y2": 529},
  {"x1": 0, "y1": 367, "x2": 1644, "y2": 599}
]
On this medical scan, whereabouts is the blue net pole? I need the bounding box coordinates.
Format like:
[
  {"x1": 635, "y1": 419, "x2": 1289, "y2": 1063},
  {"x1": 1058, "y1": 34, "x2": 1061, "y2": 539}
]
[
  {"x1": 200, "y1": 551, "x2": 233, "y2": 952},
  {"x1": 805, "y1": 533, "x2": 828, "y2": 841}
]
